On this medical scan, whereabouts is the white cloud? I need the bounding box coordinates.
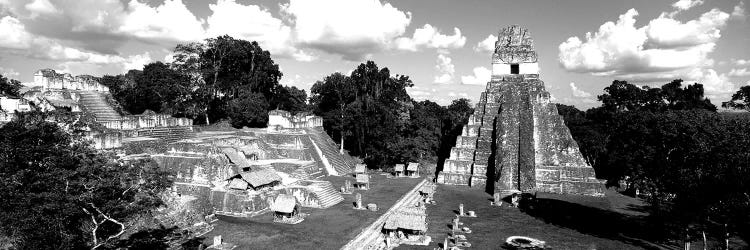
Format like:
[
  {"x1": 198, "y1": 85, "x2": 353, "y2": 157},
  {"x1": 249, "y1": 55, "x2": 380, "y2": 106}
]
[
  {"x1": 0, "y1": 16, "x2": 33, "y2": 49},
  {"x1": 122, "y1": 52, "x2": 152, "y2": 71},
  {"x1": 734, "y1": 59, "x2": 750, "y2": 66},
  {"x1": 286, "y1": 0, "x2": 412, "y2": 60},
  {"x1": 686, "y1": 68, "x2": 737, "y2": 100},
  {"x1": 570, "y1": 82, "x2": 593, "y2": 98},
  {"x1": 728, "y1": 68, "x2": 750, "y2": 77},
  {"x1": 24, "y1": 0, "x2": 59, "y2": 18},
  {"x1": 394, "y1": 24, "x2": 466, "y2": 52},
  {"x1": 460, "y1": 66, "x2": 491, "y2": 85},
  {"x1": 558, "y1": 6, "x2": 735, "y2": 98},
  {"x1": 434, "y1": 53, "x2": 455, "y2": 84},
  {"x1": 0, "y1": 67, "x2": 19, "y2": 78},
  {"x1": 119, "y1": 0, "x2": 205, "y2": 42},
  {"x1": 473, "y1": 34, "x2": 496, "y2": 53},
  {"x1": 672, "y1": 0, "x2": 703, "y2": 11},
  {"x1": 732, "y1": 2, "x2": 745, "y2": 19}
]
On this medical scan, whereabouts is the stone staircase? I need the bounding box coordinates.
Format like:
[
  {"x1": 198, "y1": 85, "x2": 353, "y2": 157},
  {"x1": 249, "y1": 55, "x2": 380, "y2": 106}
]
[
  {"x1": 77, "y1": 91, "x2": 121, "y2": 121},
  {"x1": 137, "y1": 126, "x2": 195, "y2": 143},
  {"x1": 307, "y1": 181, "x2": 344, "y2": 208},
  {"x1": 289, "y1": 163, "x2": 326, "y2": 180},
  {"x1": 306, "y1": 128, "x2": 358, "y2": 175}
]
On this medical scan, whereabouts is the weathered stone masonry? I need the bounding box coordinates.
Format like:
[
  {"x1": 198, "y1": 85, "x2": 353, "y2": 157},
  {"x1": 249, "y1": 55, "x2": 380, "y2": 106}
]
[{"x1": 437, "y1": 25, "x2": 605, "y2": 197}]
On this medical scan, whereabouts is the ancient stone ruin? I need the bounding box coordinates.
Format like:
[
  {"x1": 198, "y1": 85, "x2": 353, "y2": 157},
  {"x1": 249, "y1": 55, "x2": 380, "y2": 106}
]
[{"x1": 437, "y1": 25, "x2": 605, "y2": 197}]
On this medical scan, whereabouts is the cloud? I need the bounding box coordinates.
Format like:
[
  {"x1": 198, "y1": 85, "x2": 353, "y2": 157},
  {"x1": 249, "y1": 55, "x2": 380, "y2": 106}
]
[
  {"x1": 570, "y1": 82, "x2": 593, "y2": 98},
  {"x1": 118, "y1": 0, "x2": 205, "y2": 42},
  {"x1": 24, "y1": 0, "x2": 59, "y2": 18},
  {"x1": 558, "y1": 5, "x2": 736, "y2": 99},
  {"x1": 672, "y1": 0, "x2": 703, "y2": 11},
  {"x1": 734, "y1": 59, "x2": 750, "y2": 66},
  {"x1": 473, "y1": 34, "x2": 496, "y2": 53},
  {"x1": 460, "y1": 66, "x2": 491, "y2": 85},
  {"x1": 205, "y1": 0, "x2": 314, "y2": 61},
  {"x1": 122, "y1": 52, "x2": 152, "y2": 71},
  {"x1": 728, "y1": 68, "x2": 750, "y2": 77},
  {"x1": 285, "y1": 0, "x2": 412, "y2": 60},
  {"x1": 0, "y1": 66, "x2": 19, "y2": 78},
  {"x1": 394, "y1": 24, "x2": 466, "y2": 52},
  {"x1": 732, "y1": 2, "x2": 745, "y2": 19},
  {"x1": 434, "y1": 53, "x2": 455, "y2": 84}
]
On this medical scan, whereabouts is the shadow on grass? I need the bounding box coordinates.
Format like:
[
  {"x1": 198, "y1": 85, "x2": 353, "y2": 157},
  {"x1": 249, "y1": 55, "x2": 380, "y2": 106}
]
[{"x1": 519, "y1": 197, "x2": 669, "y2": 250}]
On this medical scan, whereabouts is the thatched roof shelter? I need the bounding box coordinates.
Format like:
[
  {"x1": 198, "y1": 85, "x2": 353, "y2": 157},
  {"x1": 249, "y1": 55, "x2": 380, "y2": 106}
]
[
  {"x1": 271, "y1": 194, "x2": 297, "y2": 214},
  {"x1": 228, "y1": 178, "x2": 248, "y2": 190},
  {"x1": 394, "y1": 164, "x2": 405, "y2": 172},
  {"x1": 355, "y1": 163, "x2": 367, "y2": 174},
  {"x1": 355, "y1": 173, "x2": 369, "y2": 184},
  {"x1": 236, "y1": 169, "x2": 282, "y2": 188},
  {"x1": 407, "y1": 162, "x2": 419, "y2": 171},
  {"x1": 221, "y1": 147, "x2": 250, "y2": 168},
  {"x1": 420, "y1": 185, "x2": 435, "y2": 194},
  {"x1": 383, "y1": 212, "x2": 427, "y2": 231}
]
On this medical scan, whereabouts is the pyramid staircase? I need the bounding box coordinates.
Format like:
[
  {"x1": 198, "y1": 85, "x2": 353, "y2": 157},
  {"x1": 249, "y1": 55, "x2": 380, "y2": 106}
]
[
  {"x1": 289, "y1": 163, "x2": 326, "y2": 180},
  {"x1": 77, "y1": 91, "x2": 121, "y2": 121},
  {"x1": 306, "y1": 181, "x2": 344, "y2": 208},
  {"x1": 137, "y1": 126, "x2": 195, "y2": 143},
  {"x1": 305, "y1": 128, "x2": 358, "y2": 175}
]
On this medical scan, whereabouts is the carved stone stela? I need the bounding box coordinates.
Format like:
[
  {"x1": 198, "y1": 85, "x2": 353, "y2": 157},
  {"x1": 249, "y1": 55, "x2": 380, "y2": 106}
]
[{"x1": 437, "y1": 25, "x2": 606, "y2": 198}]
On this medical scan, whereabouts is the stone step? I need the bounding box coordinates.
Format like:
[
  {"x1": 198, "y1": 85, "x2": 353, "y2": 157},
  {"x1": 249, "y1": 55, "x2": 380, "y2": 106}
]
[{"x1": 308, "y1": 182, "x2": 344, "y2": 208}]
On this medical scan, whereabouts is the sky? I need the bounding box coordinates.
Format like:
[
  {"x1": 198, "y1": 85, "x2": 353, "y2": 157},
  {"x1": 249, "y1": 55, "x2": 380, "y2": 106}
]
[{"x1": 0, "y1": 0, "x2": 748, "y2": 109}]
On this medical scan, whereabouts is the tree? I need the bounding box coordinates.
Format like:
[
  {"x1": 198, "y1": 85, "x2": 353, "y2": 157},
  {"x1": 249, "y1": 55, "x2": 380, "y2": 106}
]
[
  {"x1": 171, "y1": 36, "x2": 285, "y2": 125},
  {"x1": 0, "y1": 74, "x2": 22, "y2": 97},
  {"x1": 228, "y1": 91, "x2": 269, "y2": 128},
  {"x1": 0, "y1": 111, "x2": 172, "y2": 249},
  {"x1": 722, "y1": 85, "x2": 750, "y2": 111}
]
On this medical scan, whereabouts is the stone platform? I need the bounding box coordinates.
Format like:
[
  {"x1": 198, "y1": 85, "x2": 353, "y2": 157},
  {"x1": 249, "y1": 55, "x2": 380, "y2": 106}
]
[{"x1": 437, "y1": 25, "x2": 605, "y2": 198}]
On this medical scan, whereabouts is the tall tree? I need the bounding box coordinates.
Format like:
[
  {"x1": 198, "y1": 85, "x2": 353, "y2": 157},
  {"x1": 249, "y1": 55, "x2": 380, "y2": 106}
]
[
  {"x1": 722, "y1": 85, "x2": 750, "y2": 111},
  {"x1": 0, "y1": 111, "x2": 172, "y2": 249}
]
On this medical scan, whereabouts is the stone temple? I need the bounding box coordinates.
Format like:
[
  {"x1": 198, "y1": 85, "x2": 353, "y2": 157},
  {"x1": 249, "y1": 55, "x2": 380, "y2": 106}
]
[{"x1": 437, "y1": 25, "x2": 605, "y2": 197}]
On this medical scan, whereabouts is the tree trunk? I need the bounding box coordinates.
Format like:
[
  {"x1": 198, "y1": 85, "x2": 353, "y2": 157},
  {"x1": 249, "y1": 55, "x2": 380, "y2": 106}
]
[
  {"x1": 205, "y1": 107, "x2": 210, "y2": 125},
  {"x1": 702, "y1": 230, "x2": 707, "y2": 250}
]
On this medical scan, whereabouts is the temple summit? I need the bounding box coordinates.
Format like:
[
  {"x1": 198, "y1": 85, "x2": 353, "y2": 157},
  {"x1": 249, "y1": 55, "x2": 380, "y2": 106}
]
[{"x1": 437, "y1": 25, "x2": 606, "y2": 198}]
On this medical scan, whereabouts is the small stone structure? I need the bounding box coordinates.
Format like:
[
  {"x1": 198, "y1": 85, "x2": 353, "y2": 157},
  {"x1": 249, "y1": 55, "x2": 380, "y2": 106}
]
[
  {"x1": 436, "y1": 25, "x2": 605, "y2": 198},
  {"x1": 271, "y1": 194, "x2": 306, "y2": 224},
  {"x1": 33, "y1": 69, "x2": 109, "y2": 92},
  {"x1": 394, "y1": 164, "x2": 405, "y2": 177},
  {"x1": 406, "y1": 162, "x2": 419, "y2": 177},
  {"x1": 355, "y1": 173, "x2": 370, "y2": 190}
]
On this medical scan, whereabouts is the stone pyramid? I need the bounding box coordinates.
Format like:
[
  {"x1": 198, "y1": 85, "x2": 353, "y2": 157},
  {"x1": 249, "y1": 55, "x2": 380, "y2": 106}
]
[{"x1": 437, "y1": 25, "x2": 605, "y2": 197}]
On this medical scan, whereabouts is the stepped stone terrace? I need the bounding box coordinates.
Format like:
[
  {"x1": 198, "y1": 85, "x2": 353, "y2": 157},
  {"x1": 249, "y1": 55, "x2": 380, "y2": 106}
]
[{"x1": 437, "y1": 25, "x2": 605, "y2": 198}]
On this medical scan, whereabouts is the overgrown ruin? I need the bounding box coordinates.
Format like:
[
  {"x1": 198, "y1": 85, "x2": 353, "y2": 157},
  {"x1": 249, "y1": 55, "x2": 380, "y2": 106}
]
[{"x1": 437, "y1": 25, "x2": 605, "y2": 197}]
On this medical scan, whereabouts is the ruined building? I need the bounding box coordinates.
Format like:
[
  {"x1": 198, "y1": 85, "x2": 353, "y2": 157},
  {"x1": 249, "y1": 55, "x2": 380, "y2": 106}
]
[{"x1": 437, "y1": 25, "x2": 605, "y2": 197}]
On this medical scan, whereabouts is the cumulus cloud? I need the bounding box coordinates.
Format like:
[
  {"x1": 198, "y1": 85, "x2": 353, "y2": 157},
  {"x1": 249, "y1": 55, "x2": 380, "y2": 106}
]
[
  {"x1": 672, "y1": 0, "x2": 703, "y2": 11},
  {"x1": 434, "y1": 54, "x2": 455, "y2": 84},
  {"x1": 286, "y1": 0, "x2": 411, "y2": 60},
  {"x1": 558, "y1": 3, "x2": 737, "y2": 98},
  {"x1": 728, "y1": 68, "x2": 750, "y2": 77},
  {"x1": 570, "y1": 82, "x2": 593, "y2": 98},
  {"x1": 394, "y1": 24, "x2": 466, "y2": 52},
  {"x1": 732, "y1": 2, "x2": 745, "y2": 19},
  {"x1": 473, "y1": 34, "x2": 496, "y2": 53},
  {"x1": 0, "y1": 66, "x2": 19, "y2": 77},
  {"x1": 734, "y1": 59, "x2": 750, "y2": 66},
  {"x1": 460, "y1": 66, "x2": 491, "y2": 85},
  {"x1": 118, "y1": 0, "x2": 205, "y2": 42},
  {"x1": 206, "y1": 0, "x2": 314, "y2": 61},
  {"x1": 24, "y1": 0, "x2": 59, "y2": 18}
]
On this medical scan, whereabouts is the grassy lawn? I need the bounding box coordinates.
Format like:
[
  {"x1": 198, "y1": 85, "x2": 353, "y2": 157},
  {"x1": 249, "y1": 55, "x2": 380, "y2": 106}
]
[
  {"x1": 202, "y1": 173, "x2": 424, "y2": 249},
  {"x1": 400, "y1": 185, "x2": 665, "y2": 250}
]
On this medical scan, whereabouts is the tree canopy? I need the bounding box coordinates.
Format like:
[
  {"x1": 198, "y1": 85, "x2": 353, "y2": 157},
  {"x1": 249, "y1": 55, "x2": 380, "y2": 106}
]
[
  {"x1": 0, "y1": 74, "x2": 22, "y2": 97},
  {"x1": 310, "y1": 61, "x2": 473, "y2": 169},
  {"x1": 0, "y1": 111, "x2": 172, "y2": 249}
]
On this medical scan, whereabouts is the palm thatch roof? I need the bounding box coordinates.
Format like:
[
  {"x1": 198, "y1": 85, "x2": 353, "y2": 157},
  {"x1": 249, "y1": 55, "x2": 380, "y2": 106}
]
[
  {"x1": 419, "y1": 185, "x2": 435, "y2": 194},
  {"x1": 355, "y1": 173, "x2": 369, "y2": 183},
  {"x1": 221, "y1": 147, "x2": 250, "y2": 168},
  {"x1": 228, "y1": 178, "x2": 248, "y2": 190},
  {"x1": 394, "y1": 164, "x2": 405, "y2": 172},
  {"x1": 239, "y1": 169, "x2": 282, "y2": 188},
  {"x1": 407, "y1": 162, "x2": 419, "y2": 171},
  {"x1": 383, "y1": 212, "x2": 427, "y2": 231},
  {"x1": 355, "y1": 163, "x2": 367, "y2": 173},
  {"x1": 271, "y1": 194, "x2": 297, "y2": 213}
]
